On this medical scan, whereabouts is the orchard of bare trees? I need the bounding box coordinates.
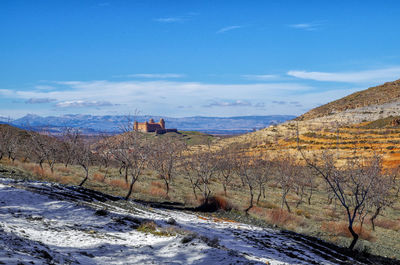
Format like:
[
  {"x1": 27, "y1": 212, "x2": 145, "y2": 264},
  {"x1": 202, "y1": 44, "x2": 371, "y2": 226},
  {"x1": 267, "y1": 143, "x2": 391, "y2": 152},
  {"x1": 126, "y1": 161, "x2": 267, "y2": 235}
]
[{"x1": 0, "y1": 123, "x2": 399, "y2": 251}]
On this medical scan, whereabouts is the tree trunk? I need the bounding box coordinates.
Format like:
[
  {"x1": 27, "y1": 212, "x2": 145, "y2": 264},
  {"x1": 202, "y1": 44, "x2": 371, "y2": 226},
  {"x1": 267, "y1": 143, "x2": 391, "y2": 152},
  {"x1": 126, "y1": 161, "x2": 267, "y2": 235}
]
[
  {"x1": 124, "y1": 177, "x2": 137, "y2": 200},
  {"x1": 285, "y1": 199, "x2": 291, "y2": 213},
  {"x1": 164, "y1": 178, "x2": 170, "y2": 195},
  {"x1": 245, "y1": 186, "x2": 254, "y2": 213},
  {"x1": 308, "y1": 188, "x2": 313, "y2": 205},
  {"x1": 370, "y1": 207, "x2": 381, "y2": 231},
  {"x1": 79, "y1": 166, "x2": 89, "y2": 186},
  {"x1": 124, "y1": 167, "x2": 128, "y2": 184},
  {"x1": 348, "y1": 225, "x2": 359, "y2": 250}
]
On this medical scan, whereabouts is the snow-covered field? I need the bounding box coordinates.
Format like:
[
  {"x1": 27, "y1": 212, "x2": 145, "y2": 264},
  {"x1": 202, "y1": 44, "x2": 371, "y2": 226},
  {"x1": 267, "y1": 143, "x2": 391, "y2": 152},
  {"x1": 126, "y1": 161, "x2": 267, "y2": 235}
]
[{"x1": 0, "y1": 177, "x2": 365, "y2": 264}]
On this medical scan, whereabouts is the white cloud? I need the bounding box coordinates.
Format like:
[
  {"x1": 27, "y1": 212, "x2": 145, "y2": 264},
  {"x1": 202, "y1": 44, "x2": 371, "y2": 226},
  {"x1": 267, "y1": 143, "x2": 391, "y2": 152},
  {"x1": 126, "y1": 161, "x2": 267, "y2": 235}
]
[
  {"x1": 0, "y1": 89, "x2": 15, "y2": 96},
  {"x1": 288, "y1": 67, "x2": 400, "y2": 83},
  {"x1": 289, "y1": 23, "x2": 320, "y2": 31},
  {"x1": 115, "y1": 73, "x2": 185, "y2": 79},
  {"x1": 55, "y1": 100, "x2": 116, "y2": 108},
  {"x1": 241, "y1": 74, "x2": 278, "y2": 80},
  {"x1": 25, "y1": 98, "x2": 56, "y2": 104},
  {"x1": 34, "y1": 85, "x2": 56, "y2": 91},
  {"x1": 203, "y1": 100, "x2": 252, "y2": 107},
  {"x1": 6, "y1": 79, "x2": 360, "y2": 117},
  {"x1": 216, "y1": 25, "x2": 242, "y2": 34},
  {"x1": 154, "y1": 17, "x2": 184, "y2": 23}
]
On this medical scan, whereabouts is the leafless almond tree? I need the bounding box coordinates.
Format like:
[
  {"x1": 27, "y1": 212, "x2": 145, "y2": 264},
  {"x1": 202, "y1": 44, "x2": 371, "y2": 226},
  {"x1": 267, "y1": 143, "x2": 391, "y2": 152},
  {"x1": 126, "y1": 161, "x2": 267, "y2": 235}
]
[
  {"x1": 274, "y1": 154, "x2": 300, "y2": 213},
  {"x1": 110, "y1": 131, "x2": 149, "y2": 199},
  {"x1": 185, "y1": 145, "x2": 219, "y2": 205},
  {"x1": 216, "y1": 147, "x2": 237, "y2": 197},
  {"x1": 148, "y1": 137, "x2": 186, "y2": 196},
  {"x1": 28, "y1": 129, "x2": 60, "y2": 173},
  {"x1": 236, "y1": 152, "x2": 259, "y2": 213},
  {"x1": 60, "y1": 127, "x2": 80, "y2": 168},
  {"x1": 303, "y1": 151, "x2": 384, "y2": 250}
]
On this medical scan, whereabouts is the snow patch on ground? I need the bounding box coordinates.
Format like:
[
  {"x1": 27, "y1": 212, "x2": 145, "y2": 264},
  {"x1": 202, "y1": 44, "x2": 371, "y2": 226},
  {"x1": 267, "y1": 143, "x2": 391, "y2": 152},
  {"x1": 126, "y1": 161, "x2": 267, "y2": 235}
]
[{"x1": 0, "y1": 178, "x2": 361, "y2": 264}]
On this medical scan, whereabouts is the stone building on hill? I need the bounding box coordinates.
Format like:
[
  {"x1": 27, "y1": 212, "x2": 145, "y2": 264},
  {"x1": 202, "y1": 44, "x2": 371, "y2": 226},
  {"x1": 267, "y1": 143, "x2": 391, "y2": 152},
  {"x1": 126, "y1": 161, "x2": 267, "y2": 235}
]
[{"x1": 134, "y1": 118, "x2": 177, "y2": 134}]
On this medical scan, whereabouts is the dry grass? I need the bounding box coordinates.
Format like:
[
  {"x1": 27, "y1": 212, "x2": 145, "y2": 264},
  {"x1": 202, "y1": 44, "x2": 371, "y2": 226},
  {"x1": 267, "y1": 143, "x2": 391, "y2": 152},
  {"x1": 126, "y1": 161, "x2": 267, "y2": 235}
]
[
  {"x1": 148, "y1": 186, "x2": 167, "y2": 198},
  {"x1": 183, "y1": 194, "x2": 199, "y2": 206},
  {"x1": 321, "y1": 221, "x2": 375, "y2": 242},
  {"x1": 264, "y1": 208, "x2": 305, "y2": 229},
  {"x1": 107, "y1": 179, "x2": 129, "y2": 190},
  {"x1": 150, "y1": 181, "x2": 164, "y2": 189},
  {"x1": 374, "y1": 218, "x2": 400, "y2": 231},
  {"x1": 57, "y1": 166, "x2": 72, "y2": 173},
  {"x1": 92, "y1": 172, "x2": 105, "y2": 182}
]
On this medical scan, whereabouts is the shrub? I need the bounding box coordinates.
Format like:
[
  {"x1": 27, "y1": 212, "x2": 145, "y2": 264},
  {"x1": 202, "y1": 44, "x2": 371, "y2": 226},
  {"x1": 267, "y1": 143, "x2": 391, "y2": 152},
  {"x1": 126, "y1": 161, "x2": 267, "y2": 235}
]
[
  {"x1": 197, "y1": 195, "x2": 233, "y2": 212},
  {"x1": 137, "y1": 221, "x2": 175, "y2": 236}
]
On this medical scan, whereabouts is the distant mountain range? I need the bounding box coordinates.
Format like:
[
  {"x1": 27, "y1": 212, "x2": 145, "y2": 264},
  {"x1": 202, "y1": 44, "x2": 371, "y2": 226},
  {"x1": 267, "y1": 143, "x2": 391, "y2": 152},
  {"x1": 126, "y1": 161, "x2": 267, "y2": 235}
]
[{"x1": 5, "y1": 114, "x2": 296, "y2": 135}]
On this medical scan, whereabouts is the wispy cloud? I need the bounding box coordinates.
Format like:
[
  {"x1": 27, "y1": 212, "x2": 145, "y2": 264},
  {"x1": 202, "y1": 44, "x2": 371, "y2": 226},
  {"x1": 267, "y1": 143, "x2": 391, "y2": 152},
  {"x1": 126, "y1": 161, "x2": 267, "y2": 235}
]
[
  {"x1": 289, "y1": 23, "x2": 320, "y2": 31},
  {"x1": 34, "y1": 85, "x2": 56, "y2": 91},
  {"x1": 272, "y1": 100, "x2": 303, "y2": 108},
  {"x1": 216, "y1": 25, "x2": 242, "y2": 34},
  {"x1": 155, "y1": 17, "x2": 184, "y2": 23},
  {"x1": 55, "y1": 100, "x2": 116, "y2": 108},
  {"x1": 204, "y1": 100, "x2": 251, "y2": 107},
  {"x1": 154, "y1": 13, "x2": 198, "y2": 23},
  {"x1": 287, "y1": 67, "x2": 400, "y2": 83},
  {"x1": 115, "y1": 73, "x2": 185, "y2": 79},
  {"x1": 241, "y1": 74, "x2": 278, "y2": 80},
  {"x1": 25, "y1": 98, "x2": 56, "y2": 104},
  {"x1": 203, "y1": 100, "x2": 266, "y2": 109}
]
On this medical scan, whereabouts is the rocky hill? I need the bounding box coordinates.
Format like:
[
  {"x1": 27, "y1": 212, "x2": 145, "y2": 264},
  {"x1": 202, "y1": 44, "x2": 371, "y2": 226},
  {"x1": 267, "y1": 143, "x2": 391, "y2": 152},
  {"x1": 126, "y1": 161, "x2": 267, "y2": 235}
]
[
  {"x1": 297, "y1": 79, "x2": 400, "y2": 121},
  {"x1": 218, "y1": 79, "x2": 400, "y2": 169}
]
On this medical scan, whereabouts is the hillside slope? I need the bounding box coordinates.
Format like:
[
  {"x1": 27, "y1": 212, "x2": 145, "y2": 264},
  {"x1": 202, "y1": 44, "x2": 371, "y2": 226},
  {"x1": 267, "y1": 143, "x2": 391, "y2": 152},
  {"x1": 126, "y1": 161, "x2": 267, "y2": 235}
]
[
  {"x1": 297, "y1": 79, "x2": 400, "y2": 121},
  {"x1": 1, "y1": 175, "x2": 396, "y2": 265}
]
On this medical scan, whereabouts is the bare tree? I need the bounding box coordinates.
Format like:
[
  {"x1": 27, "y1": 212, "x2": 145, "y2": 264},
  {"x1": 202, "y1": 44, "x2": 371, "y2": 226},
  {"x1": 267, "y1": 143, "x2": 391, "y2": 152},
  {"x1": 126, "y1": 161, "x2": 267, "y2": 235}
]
[
  {"x1": 2, "y1": 125, "x2": 20, "y2": 163},
  {"x1": 72, "y1": 134, "x2": 96, "y2": 187},
  {"x1": 236, "y1": 152, "x2": 259, "y2": 213},
  {"x1": 274, "y1": 154, "x2": 300, "y2": 213},
  {"x1": 303, "y1": 151, "x2": 383, "y2": 250},
  {"x1": 185, "y1": 145, "x2": 219, "y2": 205},
  {"x1": 110, "y1": 131, "x2": 149, "y2": 199},
  {"x1": 368, "y1": 168, "x2": 399, "y2": 230},
  {"x1": 60, "y1": 127, "x2": 80, "y2": 168},
  {"x1": 180, "y1": 154, "x2": 201, "y2": 200},
  {"x1": 254, "y1": 155, "x2": 273, "y2": 205},
  {"x1": 93, "y1": 135, "x2": 114, "y2": 181},
  {"x1": 28, "y1": 129, "x2": 60, "y2": 173},
  {"x1": 148, "y1": 137, "x2": 185, "y2": 196},
  {"x1": 293, "y1": 165, "x2": 316, "y2": 207},
  {"x1": 216, "y1": 147, "x2": 236, "y2": 196}
]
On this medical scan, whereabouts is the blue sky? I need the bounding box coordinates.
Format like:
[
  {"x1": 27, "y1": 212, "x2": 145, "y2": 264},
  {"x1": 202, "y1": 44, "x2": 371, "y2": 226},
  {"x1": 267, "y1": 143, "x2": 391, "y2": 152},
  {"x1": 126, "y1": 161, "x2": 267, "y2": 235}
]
[{"x1": 1, "y1": 0, "x2": 400, "y2": 118}]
